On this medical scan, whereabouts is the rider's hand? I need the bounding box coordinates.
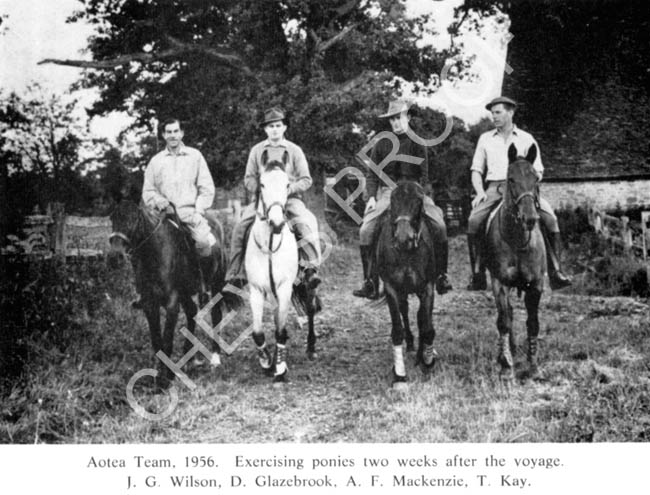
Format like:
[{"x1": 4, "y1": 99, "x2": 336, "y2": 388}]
[
  {"x1": 471, "y1": 191, "x2": 487, "y2": 209},
  {"x1": 164, "y1": 204, "x2": 175, "y2": 216},
  {"x1": 364, "y1": 197, "x2": 376, "y2": 214}
]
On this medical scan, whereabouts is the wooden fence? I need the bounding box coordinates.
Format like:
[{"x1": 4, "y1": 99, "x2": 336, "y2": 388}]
[
  {"x1": 2, "y1": 201, "x2": 243, "y2": 260},
  {"x1": 587, "y1": 205, "x2": 650, "y2": 281}
]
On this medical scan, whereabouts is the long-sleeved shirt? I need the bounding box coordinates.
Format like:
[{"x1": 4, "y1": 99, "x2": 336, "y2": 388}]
[
  {"x1": 244, "y1": 139, "x2": 312, "y2": 197},
  {"x1": 471, "y1": 125, "x2": 544, "y2": 181},
  {"x1": 366, "y1": 132, "x2": 429, "y2": 198},
  {"x1": 142, "y1": 144, "x2": 215, "y2": 214}
]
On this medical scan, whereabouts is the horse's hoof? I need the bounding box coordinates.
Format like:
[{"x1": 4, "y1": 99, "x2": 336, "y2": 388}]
[
  {"x1": 209, "y1": 353, "x2": 221, "y2": 368},
  {"x1": 273, "y1": 372, "x2": 287, "y2": 386},
  {"x1": 307, "y1": 351, "x2": 318, "y2": 361},
  {"x1": 257, "y1": 348, "x2": 273, "y2": 371},
  {"x1": 391, "y1": 367, "x2": 408, "y2": 389},
  {"x1": 392, "y1": 380, "x2": 408, "y2": 392},
  {"x1": 405, "y1": 342, "x2": 415, "y2": 353}
]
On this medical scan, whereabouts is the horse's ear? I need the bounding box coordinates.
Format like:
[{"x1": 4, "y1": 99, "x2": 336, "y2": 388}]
[
  {"x1": 261, "y1": 149, "x2": 268, "y2": 167},
  {"x1": 525, "y1": 144, "x2": 537, "y2": 164},
  {"x1": 507, "y1": 143, "x2": 518, "y2": 164}
]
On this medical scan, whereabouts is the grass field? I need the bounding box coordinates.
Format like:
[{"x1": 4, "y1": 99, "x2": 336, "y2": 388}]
[{"x1": 2, "y1": 236, "x2": 650, "y2": 443}]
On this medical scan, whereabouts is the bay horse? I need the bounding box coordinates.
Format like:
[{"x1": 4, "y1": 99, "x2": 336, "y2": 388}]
[
  {"x1": 486, "y1": 143, "x2": 546, "y2": 382},
  {"x1": 108, "y1": 200, "x2": 227, "y2": 389},
  {"x1": 245, "y1": 150, "x2": 320, "y2": 384},
  {"x1": 376, "y1": 181, "x2": 438, "y2": 390}
]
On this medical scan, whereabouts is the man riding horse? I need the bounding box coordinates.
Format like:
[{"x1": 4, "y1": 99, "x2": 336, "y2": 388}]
[
  {"x1": 467, "y1": 96, "x2": 572, "y2": 291},
  {"x1": 224, "y1": 107, "x2": 321, "y2": 290},
  {"x1": 353, "y1": 98, "x2": 452, "y2": 299},
  {"x1": 130, "y1": 118, "x2": 217, "y2": 309}
]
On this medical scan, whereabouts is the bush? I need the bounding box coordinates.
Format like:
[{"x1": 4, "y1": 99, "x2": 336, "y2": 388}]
[{"x1": 0, "y1": 255, "x2": 133, "y2": 392}]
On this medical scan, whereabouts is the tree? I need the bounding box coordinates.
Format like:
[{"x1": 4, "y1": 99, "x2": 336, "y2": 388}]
[
  {"x1": 0, "y1": 86, "x2": 108, "y2": 220},
  {"x1": 43, "y1": 0, "x2": 456, "y2": 189},
  {"x1": 452, "y1": 0, "x2": 650, "y2": 176}
]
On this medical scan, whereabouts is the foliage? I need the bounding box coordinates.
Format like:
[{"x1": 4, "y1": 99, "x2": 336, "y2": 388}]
[
  {"x1": 557, "y1": 207, "x2": 649, "y2": 298},
  {"x1": 0, "y1": 86, "x2": 113, "y2": 229},
  {"x1": 456, "y1": 0, "x2": 650, "y2": 176},
  {"x1": 66, "y1": 0, "x2": 457, "y2": 186}
]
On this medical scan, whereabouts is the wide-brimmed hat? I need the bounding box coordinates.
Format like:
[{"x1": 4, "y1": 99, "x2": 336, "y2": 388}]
[
  {"x1": 485, "y1": 96, "x2": 517, "y2": 111},
  {"x1": 378, "y1": 99, "x2": 410, "y2": 119},
  {"x1": 260, "y1": 106, "x2": 287, "y2": 127}
]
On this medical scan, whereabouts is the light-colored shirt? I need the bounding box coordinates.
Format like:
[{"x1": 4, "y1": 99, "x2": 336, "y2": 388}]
[
  {"x1": 142, "y1": 144, "x2": 215, "y2": 214},
  {"x1": 471, "y1": 125, "x2": 544, "y2": 181},
  {"x1": 244, "y1": 138, "x2": 312, "y2": 196}
]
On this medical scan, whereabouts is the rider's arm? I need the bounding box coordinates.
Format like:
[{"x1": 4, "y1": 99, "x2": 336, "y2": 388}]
[
  {"x1": 470, "y1": 136, "x2": 487, "y2": 204},
  {"x1": 287, "y1": 146, "x2": 312, "y2": 196},
  {"x1": 365, "y1": 140, "x2": 384, "y2": 200},
  {"x1": 195, "y1": 152, "x2": 215, "y2": 214},
  {"x1": 471, "y1": 170, "x2": 486, "y2": 196},
  {"x1": 142, "y1": 158, "x2": 169, "y2": 210},
  {"x1": 243, "y1": 147, "x2": 259, "y2": 196}
]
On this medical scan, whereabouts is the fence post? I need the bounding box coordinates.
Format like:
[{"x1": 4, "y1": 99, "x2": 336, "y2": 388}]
[
  {"x1": 621, "y1": 216, "x2": 632, "y2": 252},
  {"x1": 642, "y1": 211, "x2": 650, "y2": 284}
]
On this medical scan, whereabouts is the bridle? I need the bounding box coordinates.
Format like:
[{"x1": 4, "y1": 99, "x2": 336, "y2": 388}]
[
  {"x1": 109, "y1": 208, "x2": 164, "y2": 256},
  {"x1": 393, "y1": 214, "x2": 423, "y2": 249},
  {"x1": 501, "y1": 184, "x2": 540, "y2": 251},
  {"x1": 253, "y1": 189, "x2": 287, "y2": 255}
]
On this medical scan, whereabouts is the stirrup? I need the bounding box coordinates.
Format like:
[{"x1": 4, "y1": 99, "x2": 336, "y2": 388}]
[
  {"x1": 549, "y1": 272, "x2": 572, "y2": 290},
  {"x1": 435, "y1": 274, "x2": 452, "y2": 295},
  {"x1": 467, "y1": 272, "x2": 487, "y2": 291}
]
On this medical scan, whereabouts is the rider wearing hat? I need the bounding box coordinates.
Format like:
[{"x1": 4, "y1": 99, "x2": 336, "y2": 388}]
[
  {"x1": 467, "y1": 96, "x2": 572, "y2": 291},
  {"x1": 224, "y1": 106, "x2": 321, "y2": 289},
  {"x1": 353, "y1": 98, "x2": 452, "y2": 299}
]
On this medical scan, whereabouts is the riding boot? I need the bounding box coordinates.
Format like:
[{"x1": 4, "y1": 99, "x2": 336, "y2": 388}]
[
  {"x1": 545, "y1": 232, "x2": 572, "y2": 290},
  {"x1": 467, "y1": 233, "x2": 487, "y2": 291},
  {"x1": 353, "y1": 245, "x2": 380, "y2": 299},
  {"x1": 434, "y1": 237, "x2": 453, "y2": 295}
]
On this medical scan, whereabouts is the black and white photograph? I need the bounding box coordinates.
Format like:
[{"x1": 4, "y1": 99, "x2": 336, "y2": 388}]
[{"x1": 1, "y1": 0, "x2": 649, "y2": 492}]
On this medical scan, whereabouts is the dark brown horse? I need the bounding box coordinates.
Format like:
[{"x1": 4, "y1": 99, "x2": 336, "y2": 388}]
[
  {"x1": 486, "y1": 143, "x2": 546, "y2": 382},
  {"x1": 376, "y1": 181, "x2": 438, "y2": 389},
  {"x1": 108, "y1": 200, "x2": 227, "y2": 389}
]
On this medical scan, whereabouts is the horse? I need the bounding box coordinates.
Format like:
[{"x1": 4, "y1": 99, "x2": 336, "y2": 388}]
[
  {"x1": 486, "y1": 143, "x2": 546, "y2": 383},
  {"x1": 376, "y1": 181, "x2": 438, "y2": 390},
  {"x1": 245, "y1": 150, "x2": 321, "y2": 384},
  {"x1": 107, "y1": 200, "x2": 227, "y2": 389}
]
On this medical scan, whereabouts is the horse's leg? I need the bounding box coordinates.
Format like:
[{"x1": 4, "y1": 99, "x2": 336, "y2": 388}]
[
  {"x1": 155, "y1": 291, "x2": 180, "y2": 387},
  {"x1": 273, "y1": 283, "x2": 293, "y2": 384},
  {"x1": 385, "y1": 283, "x2": 407, "y2": 389},
  {"x1": 492, "y1": 277, "x2": 514, "y2": 383},
  {"x1": 416, "y1": 282, "x2": 437, "y2": 371},
  {"x1": 306, "y1": 293, "x2": 317, "y2": 360},
  {"x1": 399, "y1": 297, "x2": 414, "y2": 353},
  {"x1": 250, "y1": 288, "x2": 272, "y2": 372},
  {"x1": 524, "y1": 285, "x2": 542, "y2": 377}
]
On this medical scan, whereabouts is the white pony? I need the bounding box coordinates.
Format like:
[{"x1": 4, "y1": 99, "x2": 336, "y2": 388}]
[{"x1": 245, "y1": 150, "x2": 298, "y2": 383}]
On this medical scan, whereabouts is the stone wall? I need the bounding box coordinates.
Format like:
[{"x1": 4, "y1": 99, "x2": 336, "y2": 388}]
[{"x1": 541, "y1": 178, "x2": 650, "y2": 211}]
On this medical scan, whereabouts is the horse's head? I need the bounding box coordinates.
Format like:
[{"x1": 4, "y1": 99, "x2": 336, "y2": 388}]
[
  {"x1": 390, "y1": 181, "x2": 424, "y2": 250},
  {"x1": 506, "y1": 143, "x2": 540, "y2": 232},
  {"x1": 258, "y1": 150, "x2": 290, "y2": 234},
  {"x1": 107, "y1": 200, "x2": 141, "y2": 268}
]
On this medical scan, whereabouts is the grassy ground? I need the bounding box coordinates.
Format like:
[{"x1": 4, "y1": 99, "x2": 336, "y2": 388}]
[{"x1": 2, "y1": 236, "x2": 650, "y2": 443}]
